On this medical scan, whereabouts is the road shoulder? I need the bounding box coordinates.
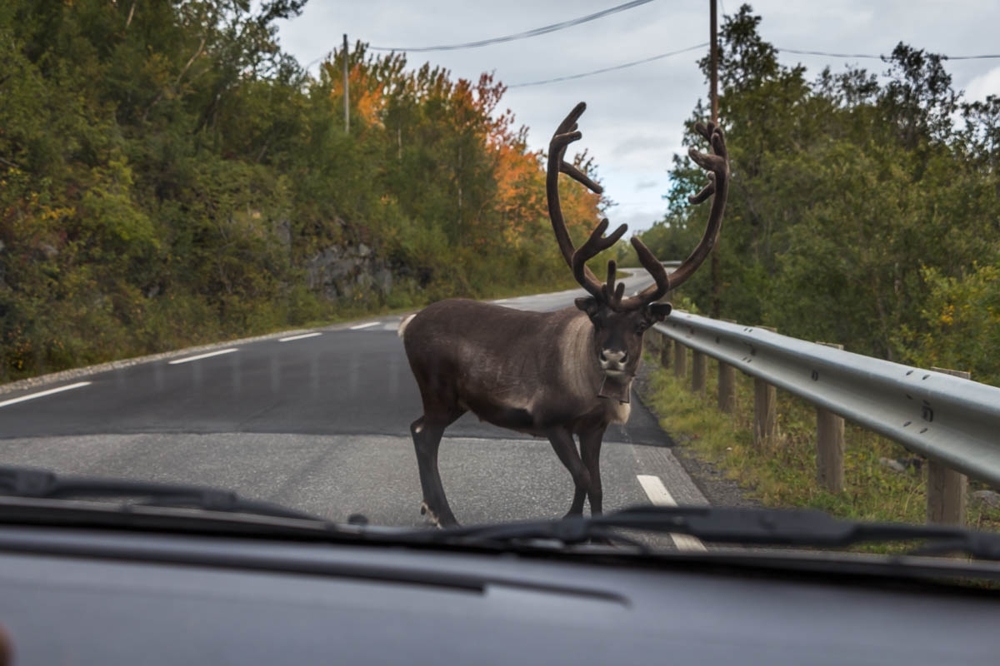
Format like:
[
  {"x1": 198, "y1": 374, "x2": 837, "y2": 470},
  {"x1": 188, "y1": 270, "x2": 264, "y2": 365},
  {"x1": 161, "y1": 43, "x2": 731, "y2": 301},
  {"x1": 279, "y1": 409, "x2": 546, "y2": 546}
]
[{"x1": 634, "y1": 362, "x2": 759, "y2": 510}]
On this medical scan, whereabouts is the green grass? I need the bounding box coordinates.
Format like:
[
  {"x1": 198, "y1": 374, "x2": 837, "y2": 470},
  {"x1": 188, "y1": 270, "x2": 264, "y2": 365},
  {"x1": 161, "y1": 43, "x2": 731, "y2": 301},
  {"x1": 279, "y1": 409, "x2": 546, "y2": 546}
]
[{"x1": 640, "y1": 342, "x2": 1000, "y2": 538}]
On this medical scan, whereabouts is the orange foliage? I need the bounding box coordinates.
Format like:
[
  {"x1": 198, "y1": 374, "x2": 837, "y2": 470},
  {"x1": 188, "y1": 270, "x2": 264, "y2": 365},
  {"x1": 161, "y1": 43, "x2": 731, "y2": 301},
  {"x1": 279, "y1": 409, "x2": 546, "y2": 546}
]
[
  {"x1": 321, "y1": 46, "x2": 604, "y2": 251},
  {"x1": 324, "y1": 62, "x2": 386, "y2": 127}
]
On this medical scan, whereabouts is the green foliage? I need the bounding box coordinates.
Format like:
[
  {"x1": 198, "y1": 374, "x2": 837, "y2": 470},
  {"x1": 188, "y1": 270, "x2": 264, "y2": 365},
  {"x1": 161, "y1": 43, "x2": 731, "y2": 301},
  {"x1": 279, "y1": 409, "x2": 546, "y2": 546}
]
[
  {"x1": 0, "y1": 1, "x2": 604, "y2": 382},
  {"x1": 897, "y1": 263, "x2": 1000, "y2": 386},
  {"x1": 639, "y1": 4, "x2": 1000, "y2": 381}
]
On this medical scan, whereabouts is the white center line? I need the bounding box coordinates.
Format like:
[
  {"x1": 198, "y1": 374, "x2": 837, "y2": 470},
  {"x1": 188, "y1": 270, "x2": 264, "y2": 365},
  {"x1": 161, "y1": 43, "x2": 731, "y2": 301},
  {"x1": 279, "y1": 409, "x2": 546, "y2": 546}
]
[
  {"x1": 279, "y1": 332, "x2": 321, "y2": 342},
  {"x1": 349, "y1": 321, "x2": 380, "y2": 330},
  {"x1": 636, "y1": 474, "x2": 707, "y2": 552},
  {"x1": 0, "y1": 382, "x2": 92, "y2": 409},
  {"x1": 168, "y1": 348, "x2": 238, "y2": 365}
]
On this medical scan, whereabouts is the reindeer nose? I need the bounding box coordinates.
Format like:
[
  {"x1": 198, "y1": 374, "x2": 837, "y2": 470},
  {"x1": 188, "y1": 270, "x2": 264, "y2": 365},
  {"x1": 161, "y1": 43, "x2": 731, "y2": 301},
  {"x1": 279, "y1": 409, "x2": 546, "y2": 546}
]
[{"x1": 601, "y1": 349, "x2": 627, "y2": 364}]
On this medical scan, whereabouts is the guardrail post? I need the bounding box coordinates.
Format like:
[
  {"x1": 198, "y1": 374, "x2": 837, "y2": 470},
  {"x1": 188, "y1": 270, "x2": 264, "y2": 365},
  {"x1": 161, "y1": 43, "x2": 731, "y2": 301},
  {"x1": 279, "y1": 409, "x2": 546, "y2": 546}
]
[
  {"x1": 717, "y1": 319, "x2": 736, "y2": 414},
  {"x1": 926, "y1": 367, "x2": 970, "y2": 526},
  {"x1": 660, "y1": 335, "x2": 672, "y2": 370},
  {"x1": 691, "y1": 350, "x2": 707, "y2": 395},
  {"x1": 674, "y1": 340, "x2": 687, "y2": 379},
  {"x1": 815, "y1": 342, "x2": 845, "y2": 493},
  {"x1": 718, "y1": 362, "x2": 736, "y2": 413},
  {"x1": 753, "y1": 326, "x2": 777, "y2": 448},
  {"x1": 753, "y1": 378, "x2": 776, "y2": 448}
]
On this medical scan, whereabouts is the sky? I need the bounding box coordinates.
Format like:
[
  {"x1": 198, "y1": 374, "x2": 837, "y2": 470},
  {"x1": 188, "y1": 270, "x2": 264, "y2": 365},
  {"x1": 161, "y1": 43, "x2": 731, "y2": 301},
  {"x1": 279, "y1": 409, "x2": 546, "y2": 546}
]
[{"x1": 274, "y1": 1, "x2": 1000, "y2": 234}]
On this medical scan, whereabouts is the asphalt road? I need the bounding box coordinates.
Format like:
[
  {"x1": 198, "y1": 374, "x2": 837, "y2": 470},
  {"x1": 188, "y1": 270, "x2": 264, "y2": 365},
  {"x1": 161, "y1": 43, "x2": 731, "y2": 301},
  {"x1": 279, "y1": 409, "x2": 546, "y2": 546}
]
[{"x1": 0, "y1": 270, "x2": 708, "y2": 539}]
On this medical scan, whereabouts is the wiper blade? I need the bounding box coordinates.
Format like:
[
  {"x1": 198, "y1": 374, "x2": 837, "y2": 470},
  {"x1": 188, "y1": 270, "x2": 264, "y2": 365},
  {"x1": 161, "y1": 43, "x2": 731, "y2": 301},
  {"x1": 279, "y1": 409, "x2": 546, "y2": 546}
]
[
  {"x1": 406, "y1": 505, "x2": 1000, "y2": 560},
  {"x1": 0, "y1": 465, "x2": 319, "y2": 522}
]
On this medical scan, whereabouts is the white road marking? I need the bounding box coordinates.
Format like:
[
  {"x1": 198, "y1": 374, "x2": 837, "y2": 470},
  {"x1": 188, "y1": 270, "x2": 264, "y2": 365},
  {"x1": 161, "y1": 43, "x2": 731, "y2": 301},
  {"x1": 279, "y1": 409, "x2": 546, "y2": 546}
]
[
  {"x1": 349, "y1": 321, "x2": 380, "y2": 330},
  {"x1": 168, "y1": 348, "x2": 238, "y2": 365},
  {"x1": 636, "y1": 474, "x2": 707, "y2": 552},
  {"x1": 0, "y1": 382, "x2": 92, "y2": 409},
  {"x1": 279, "y1": 332, "x2": 321, "y2": 342}
]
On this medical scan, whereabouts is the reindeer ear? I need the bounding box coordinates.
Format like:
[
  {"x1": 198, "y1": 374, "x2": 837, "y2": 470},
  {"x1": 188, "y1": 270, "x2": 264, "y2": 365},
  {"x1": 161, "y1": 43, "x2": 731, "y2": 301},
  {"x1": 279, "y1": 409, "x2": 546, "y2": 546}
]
[
  {"x1": 575, "y1": 297, "x2": 601, "y2": 319},
  {"x1": 647, "y1": 302, "x2": 672, "y2": 322},
  {"x1": 637, "y1": 302, "x2": 671, "y2": 333}
]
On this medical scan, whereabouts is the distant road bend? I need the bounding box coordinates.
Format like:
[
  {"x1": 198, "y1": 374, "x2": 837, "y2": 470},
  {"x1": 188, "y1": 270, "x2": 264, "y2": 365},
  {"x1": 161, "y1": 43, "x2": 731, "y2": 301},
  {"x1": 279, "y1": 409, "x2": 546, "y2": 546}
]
[{"x1": 0, "y1": 269, "x2": 709, "y2": 545}]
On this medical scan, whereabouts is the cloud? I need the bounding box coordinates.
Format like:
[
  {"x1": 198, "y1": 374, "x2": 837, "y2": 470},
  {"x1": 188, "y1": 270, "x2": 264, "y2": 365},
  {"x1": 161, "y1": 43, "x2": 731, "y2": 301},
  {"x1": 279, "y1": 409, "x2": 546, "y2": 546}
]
[
  {"x1": 635, "y1": 179, "x2": 659, "y2": 191},
  {"x1": 964, "y1": 66, "x2": 1000, "y2": 102},
  {"x1": 605, "y1": 206, "x2": 664, "y2": 233},
  {"x1": 277, "y1": 0, "x2": 1000, "y2": 215}
]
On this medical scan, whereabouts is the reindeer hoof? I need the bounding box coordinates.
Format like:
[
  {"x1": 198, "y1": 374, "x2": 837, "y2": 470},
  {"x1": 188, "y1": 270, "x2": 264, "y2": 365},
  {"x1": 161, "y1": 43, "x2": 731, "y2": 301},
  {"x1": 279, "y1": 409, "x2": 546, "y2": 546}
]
[{"x1": 420, "y1": 501, "x2": 442, "y2": 528}]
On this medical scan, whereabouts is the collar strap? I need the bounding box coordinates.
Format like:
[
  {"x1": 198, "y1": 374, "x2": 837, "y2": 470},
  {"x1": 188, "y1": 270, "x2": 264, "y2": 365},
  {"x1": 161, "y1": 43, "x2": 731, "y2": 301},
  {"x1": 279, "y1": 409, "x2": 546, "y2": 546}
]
[{"x1": 598, "y1": 376, "x2": 632, "y2": 404}]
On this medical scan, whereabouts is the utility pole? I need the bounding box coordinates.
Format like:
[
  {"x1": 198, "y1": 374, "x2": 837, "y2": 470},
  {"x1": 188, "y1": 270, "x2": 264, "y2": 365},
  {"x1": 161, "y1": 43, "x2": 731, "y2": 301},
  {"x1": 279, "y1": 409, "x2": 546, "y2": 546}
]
[
  {"x1": 710, "y1": 0, "x2": 719, "y2": 124},
  {"x1": 343, "y1": 34, "x2": 350, "y2": 135},
  {"x1": 709, "y1": 0, "x2": 721, "y2": 318}
]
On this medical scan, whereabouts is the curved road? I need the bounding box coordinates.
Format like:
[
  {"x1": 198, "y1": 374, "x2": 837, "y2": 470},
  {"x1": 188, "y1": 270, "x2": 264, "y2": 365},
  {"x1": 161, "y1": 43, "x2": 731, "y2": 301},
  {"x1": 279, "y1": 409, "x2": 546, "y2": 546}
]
[{"x1": 0, "y1": 270, "x2": 708, "y2": 536}]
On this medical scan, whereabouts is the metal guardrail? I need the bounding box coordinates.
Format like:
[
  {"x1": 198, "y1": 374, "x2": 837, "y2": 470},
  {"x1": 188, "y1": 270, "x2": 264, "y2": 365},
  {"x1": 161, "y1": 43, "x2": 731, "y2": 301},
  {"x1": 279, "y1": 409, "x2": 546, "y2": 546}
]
[{"x1": 654, "y1": 312, "x2": 1000, "y2": 488}]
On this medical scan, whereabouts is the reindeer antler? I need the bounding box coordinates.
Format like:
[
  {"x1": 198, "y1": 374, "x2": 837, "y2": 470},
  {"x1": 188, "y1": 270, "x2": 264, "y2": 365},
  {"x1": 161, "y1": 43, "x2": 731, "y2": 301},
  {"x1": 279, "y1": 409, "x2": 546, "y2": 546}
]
[
  {"x1": 547, "y1": 105, "x2": 729, "y2": 312},
  {"x1": 571, "y1": 218, "x2": 627, "y2": 304},
  {"x1": 547, "y1": 103, "x2": 637, "y2": 309},
  {"x1": 665, "y1": 121, "x2": 730, "y2": 292}
]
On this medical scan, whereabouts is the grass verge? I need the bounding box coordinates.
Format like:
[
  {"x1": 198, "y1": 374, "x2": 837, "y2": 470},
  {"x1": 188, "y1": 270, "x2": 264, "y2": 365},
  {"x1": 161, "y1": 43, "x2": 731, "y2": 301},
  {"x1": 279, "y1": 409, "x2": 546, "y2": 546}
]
[{"x1": 641, "y1": 347, "x2": 1000, "y2": 537}]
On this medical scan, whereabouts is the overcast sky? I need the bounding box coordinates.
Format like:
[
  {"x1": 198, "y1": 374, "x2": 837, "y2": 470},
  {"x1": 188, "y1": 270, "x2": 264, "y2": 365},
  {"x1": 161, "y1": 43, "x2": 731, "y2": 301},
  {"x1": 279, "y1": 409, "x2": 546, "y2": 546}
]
[{"x1": 275, "y1": 1, "x2": 1000, "y2": 233}]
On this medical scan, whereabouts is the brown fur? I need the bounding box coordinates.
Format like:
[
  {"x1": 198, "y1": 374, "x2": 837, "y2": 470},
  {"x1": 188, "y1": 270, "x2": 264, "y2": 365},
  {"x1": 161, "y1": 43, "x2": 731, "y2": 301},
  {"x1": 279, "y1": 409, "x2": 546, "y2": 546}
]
[
  {"x1": 400, "y1": 105, "x2": 729, "y2": 527},
  {"x1": 401, "y1": 298, "x2": 660, "y2": 527}
]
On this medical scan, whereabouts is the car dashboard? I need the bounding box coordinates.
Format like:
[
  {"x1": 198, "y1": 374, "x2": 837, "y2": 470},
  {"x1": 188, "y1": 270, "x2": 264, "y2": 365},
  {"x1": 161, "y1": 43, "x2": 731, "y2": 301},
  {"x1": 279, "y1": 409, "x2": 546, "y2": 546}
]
[{"x1": 1, "y1": 524, "x2": 999, "y2": 665}]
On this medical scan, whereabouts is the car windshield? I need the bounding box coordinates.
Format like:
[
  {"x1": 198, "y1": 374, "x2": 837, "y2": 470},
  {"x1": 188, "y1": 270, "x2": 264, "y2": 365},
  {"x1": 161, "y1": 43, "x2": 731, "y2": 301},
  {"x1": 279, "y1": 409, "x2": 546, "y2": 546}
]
[{"x1": 1, "y1": 1, "x2": 999, "y2": 556}]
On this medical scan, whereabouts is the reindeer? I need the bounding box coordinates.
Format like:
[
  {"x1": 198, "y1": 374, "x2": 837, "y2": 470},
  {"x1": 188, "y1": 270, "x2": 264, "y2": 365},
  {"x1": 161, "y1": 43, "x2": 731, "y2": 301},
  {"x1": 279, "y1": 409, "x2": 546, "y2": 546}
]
[{"x1": 398, "y1": 102, "x2": 729, "y2": 527}]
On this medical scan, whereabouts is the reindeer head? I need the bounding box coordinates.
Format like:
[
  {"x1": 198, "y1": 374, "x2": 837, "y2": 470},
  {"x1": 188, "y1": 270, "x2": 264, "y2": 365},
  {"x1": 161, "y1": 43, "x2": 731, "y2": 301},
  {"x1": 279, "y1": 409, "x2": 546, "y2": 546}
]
[{"x1": 546, "y1": 102, "x2": 729, "y2": 386}]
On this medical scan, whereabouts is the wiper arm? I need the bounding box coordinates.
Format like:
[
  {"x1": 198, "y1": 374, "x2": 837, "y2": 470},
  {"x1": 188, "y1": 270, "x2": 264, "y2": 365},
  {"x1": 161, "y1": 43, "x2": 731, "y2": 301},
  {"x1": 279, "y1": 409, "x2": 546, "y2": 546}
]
[
  {"x1": 406, "y1": 505, "x2": 1000, "y2": 561},
  {"x1": 0, "y1": 465, "x2": 319, "y2": 522}
]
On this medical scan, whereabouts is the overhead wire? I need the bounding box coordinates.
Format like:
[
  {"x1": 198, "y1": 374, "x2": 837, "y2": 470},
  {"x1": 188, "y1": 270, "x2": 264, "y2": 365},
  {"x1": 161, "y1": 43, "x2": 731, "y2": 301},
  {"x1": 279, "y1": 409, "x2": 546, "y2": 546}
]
[
  {"x1": 508, "y1": 42, "x2": 708, "y2": 88},
  {"x1": 507, "y1": 44, "x2": 1000, "y2": 88},
  {"x1": 369, "y1": 0, "x2": 658, "y2": 52},
  {"x1": 777, "y1": 47, "x2": 1000, "y2": 60},
  {"x1": 302, "y1": 0, "x2": 999, "y2": 88}
]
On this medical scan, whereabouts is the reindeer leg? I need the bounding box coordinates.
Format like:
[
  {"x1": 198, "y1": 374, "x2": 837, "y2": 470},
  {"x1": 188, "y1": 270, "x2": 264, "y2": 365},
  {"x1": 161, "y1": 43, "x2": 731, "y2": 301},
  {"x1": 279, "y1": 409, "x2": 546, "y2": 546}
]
[
  {"x1": 579, "y1": 427, "x2": 615, "y2": 546},
  {"x1": 579, "y1": 427, "x2": 606, "y2": 516},
  {"x1": 546, "y1": 427, "x2": 591, "y2": 518},
  {"x1": 410, "y1": 416, "x2": 460, "y2": 528}
]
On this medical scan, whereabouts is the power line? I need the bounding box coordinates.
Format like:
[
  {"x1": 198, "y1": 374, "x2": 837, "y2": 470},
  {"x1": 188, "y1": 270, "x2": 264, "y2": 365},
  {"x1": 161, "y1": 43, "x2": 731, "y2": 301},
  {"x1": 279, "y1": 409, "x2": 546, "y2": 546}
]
[
  {"x1": 508, "y1": 42, "x2": 708, "y2": 88},
  {"x1": 776, "y1": 47, "x2": 1000, "y2": 61},
  {"x1": 369, "y1": 0, "x2": 658, "y2": 52},
  {"x1": 504, "y1": 41, "x2": 1000, "y2": 89}
]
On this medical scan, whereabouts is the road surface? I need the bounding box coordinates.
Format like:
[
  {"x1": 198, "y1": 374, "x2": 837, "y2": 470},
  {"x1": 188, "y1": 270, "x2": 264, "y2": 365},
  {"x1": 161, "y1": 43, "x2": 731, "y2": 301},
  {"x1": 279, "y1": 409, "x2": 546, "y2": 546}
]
[{"x1": 0, "y1": 270, "x2": 708, "y2": 540}]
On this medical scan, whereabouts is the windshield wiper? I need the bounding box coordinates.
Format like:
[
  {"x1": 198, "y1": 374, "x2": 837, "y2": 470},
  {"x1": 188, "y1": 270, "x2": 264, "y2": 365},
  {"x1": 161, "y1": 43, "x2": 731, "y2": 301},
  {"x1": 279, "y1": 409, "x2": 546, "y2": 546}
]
[
  {"x1": 0, "y1": 465, "x2": 320, "y2": 522},
  {"x1": 403, "y1": 505, "x2": 1000, "y2": 561}
]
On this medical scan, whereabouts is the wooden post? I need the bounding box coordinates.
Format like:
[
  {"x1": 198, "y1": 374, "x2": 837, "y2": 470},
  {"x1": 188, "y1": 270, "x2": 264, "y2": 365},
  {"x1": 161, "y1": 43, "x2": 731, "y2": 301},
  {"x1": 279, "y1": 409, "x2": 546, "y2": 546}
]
[
  {"x1": 717, "y1": 319, "x2": 736, "y2": 414},
  {"x1": 753, "y1": 326, "x2": 777, "y2": 448},
  {"x1": 674, "y1": 341, "x2": 687, "y2": 379},
  {"x1": 692, "y1": 350, "x2": 707, "y2": 395},
  {"x1": 342, "y1": 34, "x2": 350, "y2": 135},
  {"x1": 927, "y1": 463, "x2": 967, "y2": 526},
  {"x1": 660, "y1": 335, "x2": 672, "y2": 370},
  {"x1": 708, "y1": 0, "x2": 721, "y2": 319},
  {"x1": 709, "y1": 0, "x2": 718, "y2": 124},
  {"x1": 753, "y1": 378, "x2": 776, "y2": 448},
  {"x1": 926, "y1": 367, "x2": 970, "y2": 526},
  {"x1": 718, "y1": 362, "x2": 735, "y2": 413},
  {"x1": 815, "y1": 342, "x2": 845, "y2": 493},
  {"x1": 646, "y1": 331, "x2": 660, "y2": 356}
]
